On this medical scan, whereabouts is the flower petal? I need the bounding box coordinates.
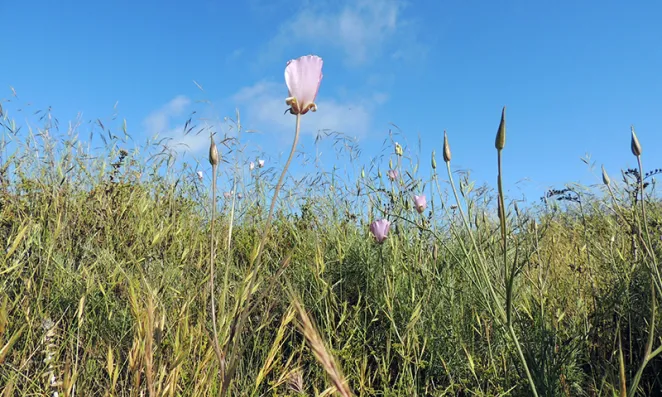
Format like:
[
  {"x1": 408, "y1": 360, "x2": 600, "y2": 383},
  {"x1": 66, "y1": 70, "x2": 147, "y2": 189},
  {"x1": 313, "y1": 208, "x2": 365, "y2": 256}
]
[{"x1": 285, "y1": 55, "x2": 323, "y2": 114}]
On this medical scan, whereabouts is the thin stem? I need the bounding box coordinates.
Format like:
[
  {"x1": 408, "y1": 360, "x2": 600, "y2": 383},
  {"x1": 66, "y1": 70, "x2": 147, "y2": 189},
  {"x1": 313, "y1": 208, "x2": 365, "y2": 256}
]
[
  {"x1": 220, "y1": 113, "x2": 301, "y2": 396},
  {"x1": 260, "y1": 113, "x2": 301, "y2": 253},
  {"x1": 637, "y1": 156, "x2": 659, "y2": 273},
  {"x1": 431, "y1": 172, "x2": 495, "y2": 318},
  {"x1": 496, "y1": 148, "x2": 538, "y2": 397},
  {"x1": 209, "y1": 161, "x2": 223, "y2": 370},
  {"x1": 509, "y1": 324, "x2": 538, "y2": 395},
  {"x1": 628, "y1": 278, "x2": 656, "y2": 397},
  {"x1": 446, "y1": 161, "x2": 505, "y2": 323},
  {"x1": 497, "y1": 150, "x2": 510, "y2": 324},
  {"x1": 628, "y1": 155, "x2": 661, "y2": 396},
  {"x1": 219, "y1": 120, "x2": 243, "y2": 340}
]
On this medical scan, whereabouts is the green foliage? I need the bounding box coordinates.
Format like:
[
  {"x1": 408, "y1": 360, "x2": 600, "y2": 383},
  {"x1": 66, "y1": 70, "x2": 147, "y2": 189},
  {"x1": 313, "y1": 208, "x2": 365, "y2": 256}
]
[{"x1": 1, "y1": 101, "x2": 662, "y2": 396}]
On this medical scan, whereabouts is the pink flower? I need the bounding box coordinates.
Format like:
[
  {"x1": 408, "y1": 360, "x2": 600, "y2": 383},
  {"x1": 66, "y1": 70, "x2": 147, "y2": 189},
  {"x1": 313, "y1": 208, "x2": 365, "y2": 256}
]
[
  {"x1": 387, "y1": 169, "x2": 398, "y2": 181},
  {"x1": 249, "y1": 162, "x2": 255, "y2": 171},
  {"x1": 413, "y1": 195, "x2": 427, "y2": 214},
  {"x1": 285, "y1": 55, "x2": 323, "y2": 115},
  {"x1": 258, "y1": 159, "x2": 265, "y2": 168},
  {"x1": 370, "y1": 219, "x2": 391, "y2": 243},
  {"x1": 223, "y1": 192, "x2": 231, "y2": 199}
]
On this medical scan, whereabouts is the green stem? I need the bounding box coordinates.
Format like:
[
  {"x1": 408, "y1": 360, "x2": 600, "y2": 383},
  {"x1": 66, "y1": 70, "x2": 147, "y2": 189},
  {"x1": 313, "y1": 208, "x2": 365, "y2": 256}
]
[
  {"x1": 446, "y1": 161, "x2": 505, "y2": 323},
  {"x1": 497, "y1": 150, "x2": 511, "y2": 325},
  {"x1": 220, "y1": 113, "x2": 301, "y2": 396},
  {"x1": 628, "y1": 155, "x2": 660, "y2": 396},
  {"x1": 209, "y1": 161, "x2": 223, "y2": 371},
  {"x1": 628, "y1": 278, "x2": 655, "y2": 397},
  {"x1": 497, "y1": 148, "x2": 538, "y2": 397}
]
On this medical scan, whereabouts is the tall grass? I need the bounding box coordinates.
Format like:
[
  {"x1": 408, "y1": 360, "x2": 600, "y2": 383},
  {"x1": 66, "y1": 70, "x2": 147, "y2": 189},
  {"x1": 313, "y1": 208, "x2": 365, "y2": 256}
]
[{"x1": 1, "y1": 92, "x2": 662, "y2": 396}]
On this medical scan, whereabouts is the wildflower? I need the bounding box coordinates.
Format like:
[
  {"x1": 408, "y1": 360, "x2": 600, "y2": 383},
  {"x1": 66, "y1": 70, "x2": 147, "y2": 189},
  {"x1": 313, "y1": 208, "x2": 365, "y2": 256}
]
[
  {"x1": 413, "y1": 195, "x2": 427, "y2": 214},
  {"x1": 370, "y1": 219, "x2": 391, "y2": 243},
  {"x1": 387, "y1": 169, "x2": 398, "y2": 181},
  {"x1": 197, "y1": 171, "x2": 203, "y2": 181},
  {"x1": 285, "y1": 55, "x2": 323, "y2": 115},
  {"x1": 237, "y1": 193, "x2": 243, "y2": 200},
  {"x1": 223, "y1": 192, "x2": 231, "y2": 199},
  {"x1": 395, "y1": 142, "x2": 403, "y2": 156},
  {"x1": 209, "y1": 136, "x2": 219, "y2": 166},
  {"x1": 258, "y1": 159, "x2": 265, "y2": 168},
  {"x1": 601, "y1": 165, "x2": 610, "y2": 186},
  {"x1": 249, "y1": 162, "x2": 255, "y2": 171},
  {"x1": 631, "y1": 126, "x2": 642, "y2": 156},
  {"x1": 443, "y1": 131, "x2": 451, "y2": 163},
  {"x1": 495, "y1": 107, "x2": 506, "y2": 151}
]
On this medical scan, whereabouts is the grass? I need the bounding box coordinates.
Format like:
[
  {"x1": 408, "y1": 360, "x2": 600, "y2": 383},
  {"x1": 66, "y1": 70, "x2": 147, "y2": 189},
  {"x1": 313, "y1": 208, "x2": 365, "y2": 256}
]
[{"x1": 1, "y1": 95, "x2": 662, "y2": 396}]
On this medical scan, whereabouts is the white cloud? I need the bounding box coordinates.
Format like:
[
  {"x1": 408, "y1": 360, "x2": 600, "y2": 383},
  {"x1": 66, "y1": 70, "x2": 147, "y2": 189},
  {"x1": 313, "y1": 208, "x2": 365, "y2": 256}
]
[
  {"x1": 142, "y1": 95, "x2": 210, "y2": 154},
  {"x1": 142, "y1": 95, "x2": 191, "y2": 134},
  {"x1": 261, "y1": 0, "x2": 423, "y2": 67},
  {"x1": 168, "y1": 127, "x2": 210, "y2": 153},
  {"x1": 231, "y1": 81, "x2": 376, "y2": 140}
]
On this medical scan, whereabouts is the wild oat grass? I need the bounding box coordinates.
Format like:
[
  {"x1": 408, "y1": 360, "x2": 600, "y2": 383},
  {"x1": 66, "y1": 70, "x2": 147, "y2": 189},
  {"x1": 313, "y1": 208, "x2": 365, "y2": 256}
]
[{"x1": 1, "y1": 96, "x2": 661, "y2": 396}]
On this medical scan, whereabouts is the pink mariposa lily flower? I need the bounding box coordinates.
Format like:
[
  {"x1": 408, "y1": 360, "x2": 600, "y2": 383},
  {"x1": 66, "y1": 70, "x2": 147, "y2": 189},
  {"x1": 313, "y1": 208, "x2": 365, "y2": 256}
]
[
  {"x1": 387, "y1": 169, "x2": 398, "y2": 181},
  {"x1": 285, "y1": 55, "x2": 323, "y2": 115},
  {"x1": 370, "y1": 219, "x2": 391, "y2": 243},
  {"x1": 413, "y1": 195, "x2": 427, "y2": 214}
]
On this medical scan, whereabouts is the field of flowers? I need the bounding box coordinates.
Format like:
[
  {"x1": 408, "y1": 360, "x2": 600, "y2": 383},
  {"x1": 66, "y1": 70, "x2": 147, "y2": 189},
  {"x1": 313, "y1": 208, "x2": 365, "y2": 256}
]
[{"x1": 1, "y1": 55, "x2": 661, "y2": 396}]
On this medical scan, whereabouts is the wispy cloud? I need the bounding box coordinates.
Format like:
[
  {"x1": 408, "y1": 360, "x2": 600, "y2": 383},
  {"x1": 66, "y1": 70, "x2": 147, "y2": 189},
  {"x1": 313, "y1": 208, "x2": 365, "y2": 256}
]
[
  {"x1": 231, "y1": 81, "x2": 378, "y2": 140},
  {"x1": 142, "y1": 95, "x2": 190, "y2": 134},
  {"x1": 260, "y1": 0, "x2": 425, "y2": 67},
  {"x1": 142, "y1": 95, "x2": 209, "y2": 153}
]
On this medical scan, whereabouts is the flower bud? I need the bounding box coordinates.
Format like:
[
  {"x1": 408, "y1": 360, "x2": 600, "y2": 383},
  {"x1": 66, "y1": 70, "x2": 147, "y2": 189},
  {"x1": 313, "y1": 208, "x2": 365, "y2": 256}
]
[
  {"x1": 630, "y1": 126, "x2": 642, "y2": 157},
  {"x1": 443, "y1": 131, "x2": 451, "y2": 163},
  {"x1": 495, "y1": 106, "x2": 506, "y2": 151},
  {"x1": 209, "y1": 136, "x2": 219, "y2": 166},
  {"x1": 395, "y1": 142, "x2": 403, "y2": 156},
  {"x1": 601, "y1": 165, "x2": 610, "y2": 186},
  {"x1": 431, "y1": 150, "x2": 437, "y2": 169}
]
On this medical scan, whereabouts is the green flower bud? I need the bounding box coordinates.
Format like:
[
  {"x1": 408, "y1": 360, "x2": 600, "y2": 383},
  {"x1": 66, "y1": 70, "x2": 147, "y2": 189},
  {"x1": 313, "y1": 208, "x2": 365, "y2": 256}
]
[
  {"x1": 495, "y1": 106, "x2": 506, "y2": 151},
  {"x1": 209, "y1": 136, "x2": 219, "y2": 166},
  {"x1": 630, "y1": 126, "x2": 642, "y2": 156},
  {"x1": 443, "y1": 131, "x2": 451, "y2": 163},
  {"x1": 601, "y1": 165, "x2": 610, "y2": 186}
]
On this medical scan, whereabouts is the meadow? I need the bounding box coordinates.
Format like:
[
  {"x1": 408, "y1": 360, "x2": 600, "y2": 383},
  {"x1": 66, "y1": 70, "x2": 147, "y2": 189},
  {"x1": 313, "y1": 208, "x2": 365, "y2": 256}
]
[{"x1": 1, "y1": 66, "x2": 662, "y2": 395}]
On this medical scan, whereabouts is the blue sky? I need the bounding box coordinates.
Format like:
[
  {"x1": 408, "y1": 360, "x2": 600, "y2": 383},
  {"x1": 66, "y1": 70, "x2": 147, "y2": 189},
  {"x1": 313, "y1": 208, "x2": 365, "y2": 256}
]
[{"x1": 2, "y1": 0, "x2": 661, "y2": 203}]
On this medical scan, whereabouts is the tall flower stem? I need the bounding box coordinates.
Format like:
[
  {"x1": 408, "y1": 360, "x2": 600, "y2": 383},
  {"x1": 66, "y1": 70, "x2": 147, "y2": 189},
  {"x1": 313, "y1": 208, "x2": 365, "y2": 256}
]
[
  {"x1": 628, "y1": 154, "x2": 662, "y2": 396},
  {"x1": 209, "y1": 153, "x2": 223, "y2": 369},
  {"x1": 446, "y1": 161, "x2": 504, "y2": 322},
  {"x1": 220, "y1": 113, "x2": 301, "y2": 396},
  {"x1": 496, "y1": 140, "x2": 538, "y2": 397},
  {"x1": 262, "y1": 113, "x2": 300, "y2": 245}
]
